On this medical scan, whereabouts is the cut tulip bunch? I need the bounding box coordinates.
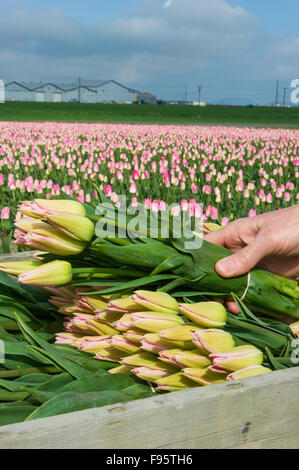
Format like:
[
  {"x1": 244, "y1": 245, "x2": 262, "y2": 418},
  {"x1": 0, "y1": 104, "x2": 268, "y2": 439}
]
[
  {"x1": 6, "y1": 198, "x2": 299, "y2": 321},
  {"x1": 14, "y1": 199, "x2": 94, "y2": 255},
  {"x1": 54, "y1": 290, "x2": 276, "y2": 392}
]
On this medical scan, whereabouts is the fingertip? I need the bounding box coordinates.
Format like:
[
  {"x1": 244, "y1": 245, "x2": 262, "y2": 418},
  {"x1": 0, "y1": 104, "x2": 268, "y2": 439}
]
[{"x1": 226, "y1": 301, "x2": 240, "y2": 314}]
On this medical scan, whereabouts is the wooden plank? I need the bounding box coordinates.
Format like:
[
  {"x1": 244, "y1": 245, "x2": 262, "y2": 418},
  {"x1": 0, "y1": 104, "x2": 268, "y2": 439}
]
[
  {"x1": 0, "y1": 252, "x2": 37, "y2": 262},
  {"x1": 0, "y1": 367, "x2": 299, "y2": 449}
]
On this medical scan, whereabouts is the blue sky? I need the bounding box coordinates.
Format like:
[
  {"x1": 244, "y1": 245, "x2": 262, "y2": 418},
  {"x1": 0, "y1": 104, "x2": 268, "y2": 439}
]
[{"x1": 0, "y1": 0, "x2": 298, "y2": 104}]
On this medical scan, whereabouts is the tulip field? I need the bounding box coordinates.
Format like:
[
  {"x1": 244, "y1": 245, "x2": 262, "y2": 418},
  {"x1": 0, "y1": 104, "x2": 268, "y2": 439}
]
[
  {"x1": 0, "y1": 120, "x2": 298, "y2": 428},
  {"x1": 0, "y1": 122, "x2": 298, "y2": 248}
]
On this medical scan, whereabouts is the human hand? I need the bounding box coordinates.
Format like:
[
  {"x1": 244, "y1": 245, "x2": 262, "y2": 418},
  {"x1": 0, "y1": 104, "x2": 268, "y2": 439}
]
[{"x1": 205, "y1": 205, "x2": 299, "y2": 313}]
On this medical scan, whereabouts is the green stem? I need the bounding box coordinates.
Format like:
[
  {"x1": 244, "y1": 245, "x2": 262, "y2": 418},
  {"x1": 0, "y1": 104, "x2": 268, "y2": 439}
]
[{"x1": 0, "y1": 366, "x2": 59, "y2": 379}]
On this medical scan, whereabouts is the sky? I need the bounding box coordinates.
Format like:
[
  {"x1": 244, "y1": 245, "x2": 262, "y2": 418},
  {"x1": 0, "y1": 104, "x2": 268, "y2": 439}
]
[{"x1": 0, "y1": 0, "x2": 298, "y2": 104}]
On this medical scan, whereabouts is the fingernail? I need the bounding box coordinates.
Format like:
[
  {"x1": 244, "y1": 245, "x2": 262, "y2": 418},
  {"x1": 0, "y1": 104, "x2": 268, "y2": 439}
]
[{"x1": 217, "y1": 259, "x2": 237, "y2": 275}]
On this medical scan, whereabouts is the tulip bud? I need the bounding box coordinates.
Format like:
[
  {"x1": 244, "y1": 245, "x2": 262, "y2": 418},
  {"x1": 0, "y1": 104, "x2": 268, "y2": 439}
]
[
  {"x1": 79, "y1": 336, "x2": 112, "y2": 354},
  {"x1": 18, "y1": 260, "x2": 72, "y2": 287},
  {"x1": 131, "y1": 311, "x2": 184, "y2": 333},
  {"x1": 108, "y1": 365, "x2": 132, "y2": 375},
  {"x1": 157, "y1": 372, "x2": 197, "y2": 391},
  {"x1": 121, "y1": 352, "x2": 176, "y2": 373},
  {"x1": 203, "y1": 223, "x2": 222, "y2": 234},
  {"x1": 110, "y1": 336, "x2": 141, "y2": 354},
  {"x1": 160, "y1": 349, "x2": 212, "y2": 369},
  {"x1": 113, "y1": 314, "x2": 135, "y2": 332},
  {"x1": 0, "y1": 260, "x2": 42, "y2": 276},
  {"x1": 19, "y1": 199, "x2": 86, "y2": 218},
  {"x1": 88, "y1": 318, "x2": 120, "y2": 336},
  {"x1": 95, "y1": 311, "x2": 124, "y2": 324},
  {"x1": 77, "y1": 296, "x2": 108, "y2": 313},
  {"x1": 55, "y1": 332, "x2": 84, "y2": 346},
  {"x1": 17, "y1": 227, "x2": 86, "y2": 256},
  {"x1": 123, "y1": 329, "x2": 145, "y2": 344},
  {"x1": 107, "y1": 297, "x2": 141, "y2": 313},
  {"x1": 64, "y1": 314, "x2": 119, "y2": 336},
  {"x1": 131, "y1": 367, "x2": 171, "y2": 383},
  {"x1": 227, "y1": 365, "x2": 272, "y2": 381},
  {"x1": 44, "y1": 213, "x2": 94, "y2": 242},
  {"x1": 210, "y1": 345, "x2": 264, "y2": 373},
  {"x1": 95, "y1": 348, "x2": 129, "y2": 363},
  {"x1": 132, "y1": 290, "x2": 179, "y2": 314},
  {"x1": 15, "y1": 217, "x2": 49, "y2": 233},
  {"x1": 290, "y1": 321, "x2": 299, "y2": 337},
  {"x1": 158, "y1": 324, "x2": 198, "y2": 349},
  {"x1": 179, "y1": 302, "x2": 226, "y2": 327},
  {"x1": 192, "y1": 329, "x2": 235, "y2": 354},
  {"x1": 183, "y1": 368, "x2": 227, "y2": 386},
  {"x1": 141, "y1": 333, "x2": 180, "y2": 354}
]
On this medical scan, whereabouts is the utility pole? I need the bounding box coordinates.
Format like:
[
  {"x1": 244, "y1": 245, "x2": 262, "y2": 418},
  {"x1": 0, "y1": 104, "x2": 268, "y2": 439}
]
[
  {"x1": 78, "y1": 78, "x2": 81, "y2": 103},
  {"x1": 198, "y1": 85, "x2": 202, "y2": 104},
  {"x1": 184, "y1": 85, "x2": 188, "y2": 104},
  {"x1": 283, "y1": 87, "x2": 287, "y2": 107},
  {"x1": 275, "y1": 80, "x2": 279, "y2": 106}
]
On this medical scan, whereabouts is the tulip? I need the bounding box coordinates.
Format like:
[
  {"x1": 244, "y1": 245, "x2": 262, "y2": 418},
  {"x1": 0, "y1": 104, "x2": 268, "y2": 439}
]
[
  {"x1": 110, "y1": 336, "x2": 141, "y2": 354},
  {"x1": 121, "y1": 352, "x2": 176, "y2": 373},
  {"x1": 18, "y1": 260, "x2": 72, "y2": 286},
  {"x1": 95, "y1": 311, "x2": 124, "y2": 323},
  {"x1": 0, "y1": 260, "x2": 42, "y2": 276},
  {"x1": 141, "y1": 333, "x2": 180, "y2": 354},
  {"x1": 131, "y1": 367, "x2": 171, "y2": 383},
  {"x1": 77, "y1": 296, "x2": 108, "y2": 313},
  {"x1": 132, "y1": 290, "x2": 179, "y2": 314},
  {"x1": 95, "y1": 348, "x2": 129, "y2": 363},
  {"x1": 15, "y1": 217, "x2": 54, "y2": 233},
  {"x1": 159, "y1": 323, "x2": 199, "y2": 349},
  {"x1": 0, "y1": 206, "x2": 10, "y2": 220},
  {"x1": 45, "y1": 213, "x2": 94, "y2": 242},
  {"x1": 79, "y1": 336, "x2": 112, "y2": 354},
  {"x1": 290, "y1": 321, "x2": 299, "y2": 337},
  {"x1": 156, "y1": 372, "x2": 197, "y2": 391},
  {"x1": 55, "y1": 332, "x2": 84, "y2": 346},
  {"x1": 160, "y1": 349, "x2": 212, "y2": 369},
  {"x1": 16, "y1": 227, "x2": 86, "y2": 255},
  {"x1": 203, "y1": 223, "x2": 222, "y2": 234},
  {"x1": 123, "y1": 329, "x2": 145, "y2": 344},
  {"x1": 192, "y1": 329, "x2": 235, "y2": 354},
  {"x1": 108, "y1": 365, "x2": 133, "y2": 375},
  {"x1": 107, "y1": 296, "x2": 141, "y2": 313},
  {"x1": 88, "y1": 318, "x2": 120, "y2": 336},
  {"x1": 210, "y1": 345, "x2": 264, "y2": 373},
  {"x1": 19, "y1": 199, "x2": 86, "y2": 218},
  {"x1": 184, "y1": 368, "x2": 227, "y2": 386},
  {"x1": 64, "y1": 314, "x2": 119, "y2": 336},
  {"x1": 113, "y1": 314, "x2": 135, "y2": 332},
  {"x1": 131, "y1": 312, "x2": 184, "y2": 333},
  {"x1": 227, "y1": 365, "x2": 272, "y2": 381},
  {"x1": 179, "y1": 302, "x2": 227, "y2": 328}
]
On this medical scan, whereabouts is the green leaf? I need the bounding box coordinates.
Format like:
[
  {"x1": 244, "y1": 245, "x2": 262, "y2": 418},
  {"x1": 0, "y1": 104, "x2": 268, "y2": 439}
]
[
  {"x1": 25, "y1": 390, "x2": 137, "y2": 421},
  {"x1": 36, "y1": 373, "x2": 74, "y2": 392},
  {"x1": 14, "y1": 315, "x2": 94, "y2": 379},
  {"x1": 60, "y1": 372, "x2": 136, "y2": 394},
  {"x1": 0, "y1": 403, "x2": 38, "y2": 426}
]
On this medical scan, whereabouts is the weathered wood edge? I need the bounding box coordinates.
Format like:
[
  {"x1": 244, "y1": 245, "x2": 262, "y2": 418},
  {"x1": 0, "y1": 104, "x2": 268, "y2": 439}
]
[
  {"x1": 0, "y1": 367, "x2": 299, "y2": 449},
  {"x1": 0, "y1": 252, "x2": 38, "y2": 262}
]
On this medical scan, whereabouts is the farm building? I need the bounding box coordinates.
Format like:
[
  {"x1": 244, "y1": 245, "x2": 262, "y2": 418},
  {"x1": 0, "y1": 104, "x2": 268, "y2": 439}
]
[{"x1": 4, "y1": 80, "x2": 157, "y2": 105}]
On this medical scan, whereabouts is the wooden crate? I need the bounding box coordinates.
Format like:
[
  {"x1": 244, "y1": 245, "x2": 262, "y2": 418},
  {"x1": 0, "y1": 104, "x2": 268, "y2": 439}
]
[
  {"x1": 0, "y1": 252, "x2": 298, "y2": 449},
  {"x1": 0, "y1": 368, "x2": 299, "y2": 449}
]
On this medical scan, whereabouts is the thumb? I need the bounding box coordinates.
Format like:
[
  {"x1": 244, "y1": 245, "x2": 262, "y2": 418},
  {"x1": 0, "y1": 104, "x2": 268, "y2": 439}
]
[{"x1": 215, "y1": 240, "x2": 267, "y2": 278}]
